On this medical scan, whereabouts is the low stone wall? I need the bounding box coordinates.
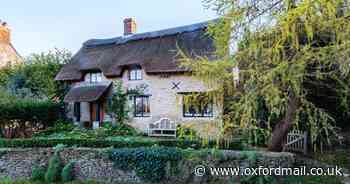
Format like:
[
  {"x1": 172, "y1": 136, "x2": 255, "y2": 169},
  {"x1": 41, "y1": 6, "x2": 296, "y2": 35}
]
[{"x1": 0, "y1": 148, "x2": 316, "y2": 184}]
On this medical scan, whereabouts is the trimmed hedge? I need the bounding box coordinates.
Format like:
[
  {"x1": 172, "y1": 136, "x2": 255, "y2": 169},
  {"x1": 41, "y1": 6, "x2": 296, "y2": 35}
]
[
  {"x1": 0, "y1": 138, "x2": 244, "y2": 150},
  {"x1": 0, "y1": 99, "x2": 62, "y2": 127}
]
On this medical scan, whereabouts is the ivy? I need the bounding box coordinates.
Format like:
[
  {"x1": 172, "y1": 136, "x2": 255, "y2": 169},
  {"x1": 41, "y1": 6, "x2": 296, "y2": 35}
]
[{"x1": 108, "y1": 147, "x2": 182, "y2": 182}]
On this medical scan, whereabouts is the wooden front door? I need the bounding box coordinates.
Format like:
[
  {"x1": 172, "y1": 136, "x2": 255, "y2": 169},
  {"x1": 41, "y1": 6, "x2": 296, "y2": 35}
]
[{"x1": 90, "y1": 101, "x2": 104, "y2": 126}]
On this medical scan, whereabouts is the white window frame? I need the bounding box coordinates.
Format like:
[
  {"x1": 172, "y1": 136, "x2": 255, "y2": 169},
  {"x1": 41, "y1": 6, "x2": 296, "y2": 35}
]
[
  {"x1": 89, "y1": 73, "x2": 102, "y2": 83},
  {"x1": 129, "y1": 67, "x2": 143, "y2": 81}
]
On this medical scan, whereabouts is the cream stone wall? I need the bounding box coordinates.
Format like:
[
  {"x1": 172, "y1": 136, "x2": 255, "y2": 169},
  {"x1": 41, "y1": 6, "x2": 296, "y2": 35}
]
[{"x1": 70, "y1": 69, "x2": 222, "y2": 134}]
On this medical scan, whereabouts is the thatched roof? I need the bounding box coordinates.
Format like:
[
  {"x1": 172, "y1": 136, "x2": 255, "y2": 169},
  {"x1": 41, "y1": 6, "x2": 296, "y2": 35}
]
[
  {"x1": 55, "y1": 20, "x2": 217, "y2": 81},
  {"x1": 64, "y1": 82, "x2": 111, "y2": 102}
]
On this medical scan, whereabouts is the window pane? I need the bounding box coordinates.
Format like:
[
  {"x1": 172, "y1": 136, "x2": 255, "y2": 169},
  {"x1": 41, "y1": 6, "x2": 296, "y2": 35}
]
[
  {"x1": 129, "y1": 70, "x2": 136, "y2": 80},
  {"x1": 135, "y1": 97, "x2": 143, "y2": 116},
  {"x1": 183, "y1": 94, "x2": 213, "y2": 117},
  {"x1": 136, "y1": 70, "x2": 142, "y2": 80},
  {"x1": 143, "y1": 97, "x2": 150, "y2": 116},
  {"x1": 96, "y1": 73, "x2": 102, "y2": 82},
  {"x1": 129, "y1": 68, "x2": 142, "y2": 80},
  {"x1": 134, "y1": 96, "x2": 150, "y2": 117}
]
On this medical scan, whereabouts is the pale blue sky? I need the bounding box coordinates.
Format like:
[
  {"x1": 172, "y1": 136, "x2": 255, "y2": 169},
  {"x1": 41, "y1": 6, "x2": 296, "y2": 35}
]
[{"x1": 1, "y1": 0, "x2": 217, "y2": 56}]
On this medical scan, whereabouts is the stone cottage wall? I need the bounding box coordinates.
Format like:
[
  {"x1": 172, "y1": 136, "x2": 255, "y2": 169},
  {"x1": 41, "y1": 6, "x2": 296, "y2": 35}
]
[
  {"x1": 71, "y1": 69, "x2": 222, "y2": 135},
  {"x1": 0, "y1": 148, "x2": 303, "y2": 184}
]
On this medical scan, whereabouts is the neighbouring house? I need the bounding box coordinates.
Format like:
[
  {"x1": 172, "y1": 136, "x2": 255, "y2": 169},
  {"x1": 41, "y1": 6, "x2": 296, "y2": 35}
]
[
  {"x1": 0, "y1": 20, "x2": 22, "y2": 68},
  {"x1": 55, "y1": 18, "x2": 221, "y2": 134}
]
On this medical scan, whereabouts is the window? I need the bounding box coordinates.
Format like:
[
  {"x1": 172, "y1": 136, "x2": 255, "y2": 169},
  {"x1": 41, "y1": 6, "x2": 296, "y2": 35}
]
[
  {"x1": 129, "y1": 67, "x2": 142, "y2": 80},
  {"x1": 89, "y1": 73, "x2": 102, "y2": 83},
  {"x1": 133, "y1": 96, "x2": 150, "y2": 117},
  {"x1": 183, "y1": 94, "x2": 213, "y2": 117}
]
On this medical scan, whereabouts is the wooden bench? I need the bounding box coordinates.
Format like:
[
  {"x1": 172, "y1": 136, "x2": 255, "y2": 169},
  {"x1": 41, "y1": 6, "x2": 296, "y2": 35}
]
[{"x1": 148, "y1": 118, "x2": 176, "y2": 138}]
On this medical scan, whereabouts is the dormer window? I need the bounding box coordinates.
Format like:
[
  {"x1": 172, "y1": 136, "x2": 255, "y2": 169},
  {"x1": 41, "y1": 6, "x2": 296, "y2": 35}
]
[
  {"x1": 89, "y1": 72, "x2": 102, "y2": 83},
  {"x1": 129, "y1": 66, "x2": 142, "y2": 81}
]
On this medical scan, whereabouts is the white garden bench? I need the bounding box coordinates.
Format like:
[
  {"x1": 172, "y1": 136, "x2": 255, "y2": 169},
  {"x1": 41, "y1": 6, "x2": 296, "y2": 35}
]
[{"x1": 148, "y1": 118, "x2": 176, "y2": 138}]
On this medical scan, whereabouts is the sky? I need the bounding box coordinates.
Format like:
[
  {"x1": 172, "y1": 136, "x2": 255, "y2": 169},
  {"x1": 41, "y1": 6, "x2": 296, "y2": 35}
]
[{"x1": 1, "y1": 0, "x2": 217, "y2": 57}]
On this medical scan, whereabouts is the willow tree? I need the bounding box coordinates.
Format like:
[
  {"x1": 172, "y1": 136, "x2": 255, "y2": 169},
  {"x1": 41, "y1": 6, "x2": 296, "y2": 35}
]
[{"x1": 182, "y1": 0, "x2": 350, "y2": 151}]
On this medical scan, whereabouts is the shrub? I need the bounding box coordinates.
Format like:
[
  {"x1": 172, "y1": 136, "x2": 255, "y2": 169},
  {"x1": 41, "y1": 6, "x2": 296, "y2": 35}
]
[
  {"x1": 31, "y1": 165, "x2": 46, "y2": 181},
  {"x1": 176, "y1": 125, "x2": 198, "y2": 140},
  {"x1": 61, "y1": 161, "x2": 75, "y2": 182},
  {"x1": 101, "y1": 122, "x2": 139, "y2": 136},
  {"x1": 0, "y1": 99, "x2": 62, "y2": 138},
  {"x1": 0, "y1": 99, "x2": 61, "y2": 126},
  {"x1": 109, "y1": 147, "x2": 182, "y2": 182},
  {"x1": 33, "y1": 120, "x2": 76, "y2": 138},
  {"x1": 45, "y1": 153, "x2": 62, "y2": 182},
  {"x1": 0, "y1": 137, "x2": 244, "y2": 150}
]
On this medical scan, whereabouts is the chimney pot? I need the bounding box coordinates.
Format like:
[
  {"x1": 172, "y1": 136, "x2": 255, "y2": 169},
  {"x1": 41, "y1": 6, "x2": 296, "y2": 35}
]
[{"x1": 123, "y1": 18, "x2": 136, "y2": 35}]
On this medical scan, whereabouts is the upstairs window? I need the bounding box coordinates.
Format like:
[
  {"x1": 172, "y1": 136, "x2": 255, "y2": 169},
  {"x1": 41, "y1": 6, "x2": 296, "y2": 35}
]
[
  {"x1": 129, "y1": 66, "x2": 142, "y2": 80},
  {"x1": 89, "y1": 73, "x2": 102, "y2": 83},
  {"x1": 183, "y1": 93, "x2": 213, "y2": 117}
]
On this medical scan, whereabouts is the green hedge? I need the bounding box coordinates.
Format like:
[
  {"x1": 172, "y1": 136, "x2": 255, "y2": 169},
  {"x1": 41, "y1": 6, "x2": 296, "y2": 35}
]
[
  {"x1": 0, "y1": 138, "x2": 244, "y2": 150},
  {"x1": 0, "y1": 99, "x2": 62, "y2": 127}
]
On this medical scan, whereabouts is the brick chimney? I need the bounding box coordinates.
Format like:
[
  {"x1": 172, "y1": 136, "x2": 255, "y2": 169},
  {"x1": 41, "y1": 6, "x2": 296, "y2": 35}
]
[
  {"x1": 123, "y1": 18, "x2": 136, "y2": 35},
  {"x1": 0, "y1": 20, "x2": 10, "y2": 43}
]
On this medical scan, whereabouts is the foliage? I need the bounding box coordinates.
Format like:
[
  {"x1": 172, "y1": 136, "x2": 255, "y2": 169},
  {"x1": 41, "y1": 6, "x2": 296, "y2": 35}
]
[
  {"x1": 182, "y1": 0, "x2": 350, "y2": 151},
  {"x1": 106, "y1": 81, "x2": 129, "y2": 124},
  {"x1": 33, "y1": 120, "x2": 76, "y2": 138},
  {"x1": 0, "y1": 49, "x2": 71, "y2": 101},
  {"x1": 98, "y1": 122, "x2": 139, "y2": 137},
  {"x1": 45, "y1": 153, "x2": 63, "y2": 182},
  {"x1": 176, "y1": 124, "x2": 199, "y2": 140},
  {"x1": 0, "y1": 136, "x2": 244, "y2": 150},
  {"x1": 0, "y1": 177, "x2": 99, "y2": 184},
  {"x1": 108, "y1": 147, "x2": 182, "y2": 182},
  {"x1": 31, "y1": 165, "x2": 46, "y2": 181},
  {"x1": 0, "y1": 99, "x2": 62, "y2": 138},
  {"x1": 0, "y1": 99, "x2": 61, "y2": 125},
  {"x1": 284, "y1": 176, "x2": 344, "y2": 184},
  {"x1": 314, "y1": 149, "x2": 350, "y2": 170},
  {"x1": 34, "y1": 122, "x2": 139, "y2": 139},
  {"x1": 61, "y1": 161, "x2": 75, "y2": 182}
]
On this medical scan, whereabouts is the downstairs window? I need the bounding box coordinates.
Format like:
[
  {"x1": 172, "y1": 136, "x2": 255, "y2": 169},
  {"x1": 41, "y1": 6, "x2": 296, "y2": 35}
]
[
  {"x1": 183, "y1": 93, "x2": 213, "y2": 117},
  {"x1": 133, "y1": 96, "x2": 150, "y2": 117}
]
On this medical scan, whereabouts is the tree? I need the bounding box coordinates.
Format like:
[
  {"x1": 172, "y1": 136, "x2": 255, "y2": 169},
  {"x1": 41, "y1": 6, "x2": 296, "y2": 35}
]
[
  {"x1": 1, "y1": 48, "x2": 71, "y2": 101},
  {"x1": 183, "y1": 0, "x2": 350, "y2": 151},
  {"x1": 106, "y1": 81, "x2": 129, "y2": 125}
]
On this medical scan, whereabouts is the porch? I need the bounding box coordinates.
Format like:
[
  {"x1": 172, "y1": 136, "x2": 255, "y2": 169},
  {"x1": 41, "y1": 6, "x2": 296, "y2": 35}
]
[{"x1": 64, "y1": 82, "x2": 112, "y2": 129}]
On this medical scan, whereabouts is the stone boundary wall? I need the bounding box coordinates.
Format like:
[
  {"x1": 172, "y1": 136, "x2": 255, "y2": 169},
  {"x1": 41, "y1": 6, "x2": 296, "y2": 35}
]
[{"x1": 0, "y1": 148, "x2": 329, "y2": 184}]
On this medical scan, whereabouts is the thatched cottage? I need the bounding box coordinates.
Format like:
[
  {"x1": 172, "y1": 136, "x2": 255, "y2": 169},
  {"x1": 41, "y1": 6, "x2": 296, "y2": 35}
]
[
  {"x1": 0, "y1": 21, "x2": 22, "y2": 68},
  {"x1": 55, "y1": 18, "x2": 220, "y2": 133}
]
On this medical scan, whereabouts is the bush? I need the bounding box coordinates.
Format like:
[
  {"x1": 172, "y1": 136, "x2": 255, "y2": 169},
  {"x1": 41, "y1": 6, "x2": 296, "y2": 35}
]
[
  {"x1": 176, "y1": 125, "x2": 198, "y2": 140},
  {"x1": 109, "y1": 147, "x2": 182, "y2": 182},
  {"x1": 101, "y1": 122, "x2": 139, "y2": 136},
  {"x1": 31, "y1": 165, "x2": 46, "y2": 181},
  {"x1": 0, "y1": 99, "x2": 62, "y2": 138},
  {"x1": 61, "y1": 161, "x2": 75, "y2": 182},
  {"x1": 0, "y1": 137, "x2": 244, "y2": 150},
  {"x1": 0, "y1": 99, "x2": 61, "y2": 126},
  {"x1": 45, "y1": 153, "x2": 62, "y2": 182},
  {"x1": 33, "y1": 120, "x2": 76, "y2": 138}
]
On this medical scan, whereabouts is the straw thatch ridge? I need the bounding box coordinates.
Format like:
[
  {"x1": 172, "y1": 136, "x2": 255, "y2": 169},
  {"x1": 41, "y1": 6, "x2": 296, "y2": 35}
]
[{"x1": 55, "y1": 20, "x2": 217, "y2": 81}]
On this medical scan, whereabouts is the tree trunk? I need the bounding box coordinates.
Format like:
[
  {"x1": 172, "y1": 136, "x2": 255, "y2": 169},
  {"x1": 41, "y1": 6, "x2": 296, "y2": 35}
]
[{"x1": 268, "y1": 92, "x2": 300, "y2": 152}]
